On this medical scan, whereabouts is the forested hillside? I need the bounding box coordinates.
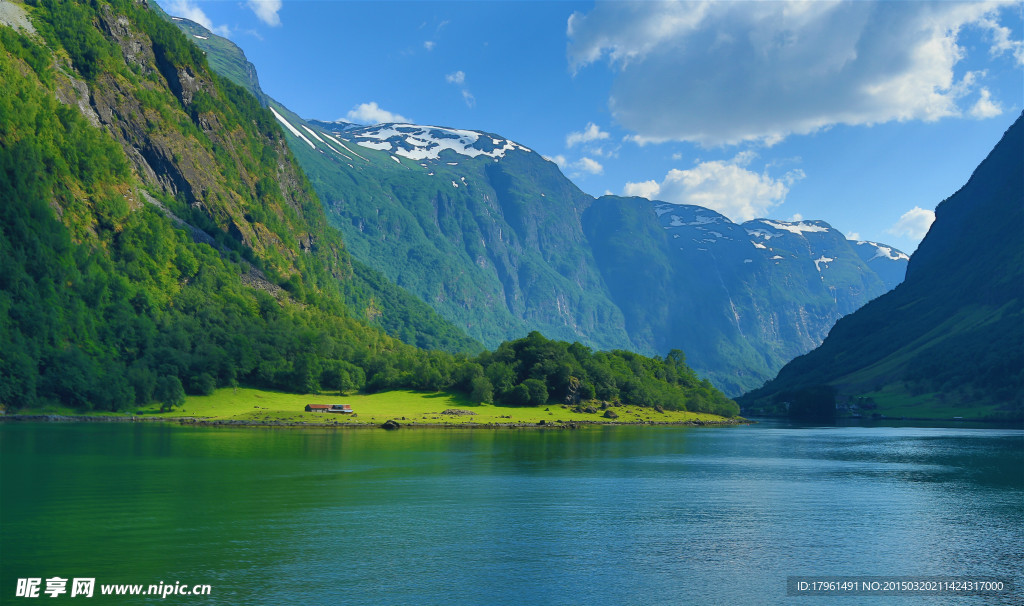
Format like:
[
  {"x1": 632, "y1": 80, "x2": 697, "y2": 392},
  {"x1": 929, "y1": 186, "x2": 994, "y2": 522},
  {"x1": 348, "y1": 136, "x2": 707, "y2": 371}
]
[{"x1": 0, "y1": 0, "x2": 736, "y2": 418}]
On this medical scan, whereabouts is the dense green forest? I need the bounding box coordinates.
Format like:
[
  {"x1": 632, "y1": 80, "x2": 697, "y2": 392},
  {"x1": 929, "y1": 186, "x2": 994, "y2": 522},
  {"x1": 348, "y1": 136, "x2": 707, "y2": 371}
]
[{"x1": 0, "y1": 0, "x2": 737, "y2": 418}]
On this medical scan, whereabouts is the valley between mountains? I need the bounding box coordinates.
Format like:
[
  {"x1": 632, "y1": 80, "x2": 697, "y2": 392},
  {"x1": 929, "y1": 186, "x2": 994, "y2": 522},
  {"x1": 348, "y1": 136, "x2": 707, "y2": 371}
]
[{"x1": 170, "y1": 13, "x2": 909, "y2": 397}]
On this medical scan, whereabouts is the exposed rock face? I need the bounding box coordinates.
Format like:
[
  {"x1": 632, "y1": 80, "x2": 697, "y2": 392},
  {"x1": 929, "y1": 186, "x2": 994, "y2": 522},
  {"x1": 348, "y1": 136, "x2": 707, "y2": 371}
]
[
  {"x1": 49, "y1": 7, "x2": 352, "y2": 286},
  {"x1": 99, "y1": 5, "x2": 155, "y2": 76},
  {"x1": 381, "y1": 420, "x2": 401, "y2": 430},
  {"x1": 0, "y1": 0, "x2": 35, "y2": 33},
  {"x1": 53, "y1": 67, "x2": 101, "y2": 128}
]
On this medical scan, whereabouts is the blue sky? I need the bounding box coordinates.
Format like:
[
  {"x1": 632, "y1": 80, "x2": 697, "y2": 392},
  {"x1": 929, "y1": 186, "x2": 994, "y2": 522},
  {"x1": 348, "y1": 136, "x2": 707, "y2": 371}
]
[{"x1": 158, "y1": 0, "x2": 1023, "y2": 253}]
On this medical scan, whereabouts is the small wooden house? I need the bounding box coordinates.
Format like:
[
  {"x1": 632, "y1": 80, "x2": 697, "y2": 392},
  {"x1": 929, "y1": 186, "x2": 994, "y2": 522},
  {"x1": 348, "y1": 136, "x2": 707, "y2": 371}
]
[{"x1": 305, "y1": 404, "x2": 331, "y2": 413}]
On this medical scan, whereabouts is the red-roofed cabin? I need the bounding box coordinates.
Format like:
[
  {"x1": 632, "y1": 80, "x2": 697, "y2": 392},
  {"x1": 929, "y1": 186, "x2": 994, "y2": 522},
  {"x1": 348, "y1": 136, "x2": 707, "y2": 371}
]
[
  {"x1": 328, "y1": 404, "x2": 353, "y2": 414},
  {"x1": 305, "y1": 404, "x2": 331, "y2": 413}
]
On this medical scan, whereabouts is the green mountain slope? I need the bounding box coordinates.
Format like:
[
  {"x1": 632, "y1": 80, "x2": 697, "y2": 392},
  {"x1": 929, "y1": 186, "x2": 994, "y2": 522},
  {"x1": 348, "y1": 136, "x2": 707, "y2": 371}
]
[
  {"x1": 1, "y1": 0, "x2": 733, "y2": 417},
  {"x1": 740, "y1": 114, "x2": 1024, "y2": 420},
  {"x1": 297, "y1": 119, "x2": 631, "y2": 350},
  {"x1": 0, "y1": 0, "x2": 474, "y2": 409}
]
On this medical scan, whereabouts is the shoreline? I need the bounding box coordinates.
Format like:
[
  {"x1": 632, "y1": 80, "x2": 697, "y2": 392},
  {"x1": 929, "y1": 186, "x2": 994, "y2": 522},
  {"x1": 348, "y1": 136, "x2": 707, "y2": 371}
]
[
  {"x1": 742, "y1": 413, "x2": 1023, "y2": 426},
  {"x1": 0, "y1": 414, "x2": 750, "y2": 430}
]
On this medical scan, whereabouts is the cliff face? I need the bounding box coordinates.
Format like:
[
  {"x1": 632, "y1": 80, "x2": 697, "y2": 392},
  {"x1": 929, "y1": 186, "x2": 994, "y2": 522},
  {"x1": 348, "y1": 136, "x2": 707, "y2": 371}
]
[
  {"x1": 739, "y1": 114, "x2": 1024, "y2": 419},
  {"x1": 75, "y1": 3, "x2": 343, "y2": 284}
]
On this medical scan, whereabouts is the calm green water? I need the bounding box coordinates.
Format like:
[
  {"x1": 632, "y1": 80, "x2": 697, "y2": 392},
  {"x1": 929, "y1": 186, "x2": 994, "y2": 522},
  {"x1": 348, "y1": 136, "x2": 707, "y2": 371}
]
[{"x1": 1, "y1": 422, "x2": 1021, "y2": 605}]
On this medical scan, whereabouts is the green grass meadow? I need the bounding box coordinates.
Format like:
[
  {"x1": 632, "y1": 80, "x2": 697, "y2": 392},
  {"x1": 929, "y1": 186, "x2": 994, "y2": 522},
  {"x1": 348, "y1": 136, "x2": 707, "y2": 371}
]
[{"x1": 15, "y1": 388, "x2": 735, "y2": 427}]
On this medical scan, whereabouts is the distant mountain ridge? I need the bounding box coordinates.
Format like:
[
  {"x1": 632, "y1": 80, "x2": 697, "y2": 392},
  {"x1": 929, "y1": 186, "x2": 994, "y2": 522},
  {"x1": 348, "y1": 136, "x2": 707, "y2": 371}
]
[
  {"x1": 740, "y1": 113, "x2": 1024, "y2": 419},
  {"x1": 582, "y1": 198, "x2": 906, "y2": 393},
  {"x1": 168, "y1": 14, "x2": 909, "y2": 395}
]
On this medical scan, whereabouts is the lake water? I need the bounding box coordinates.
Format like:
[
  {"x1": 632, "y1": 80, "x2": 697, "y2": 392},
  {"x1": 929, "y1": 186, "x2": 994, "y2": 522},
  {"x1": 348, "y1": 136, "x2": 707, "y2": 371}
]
[{"x1": 1, "y1": 421, "x2": 1021, "y2": 604}]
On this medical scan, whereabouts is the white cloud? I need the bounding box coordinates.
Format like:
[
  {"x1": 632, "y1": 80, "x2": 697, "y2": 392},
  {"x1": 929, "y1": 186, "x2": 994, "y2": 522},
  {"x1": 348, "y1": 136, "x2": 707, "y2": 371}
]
[
  {"x1": 788, "y1": 213, "x2": 804, "y2": 222},
  {"x1": 568, "y1": 1, "x2": 1021, "y2": 146},
  {"x1": 445, "y1": 71, "x2": 475, "y2": 108},
  {"x1": 623, "y1": 180, "x2": 661, "y2": 199},
  {"x1": 969, "y1": 88, "x2": 1003, "y2": 118},
  {"x1": 846, "y1": 231, "x2": 861, "y2": 241},
  {"x1": 246, "y1": 0, "x2": 282, "y2": 27},
  {"x1": 345, "y1": 102, "x2": 411, "y2": 125},
  {"x1": 566, "y1": 122, "x2": 610, "y2": 147},
  {"x1": 980, "y1": 14, "x2": 1024, "y2": 65},
  {"x1": 888, "y1": 206, "x2": 936, "y2": 241},
  {"x1": 424, "y1": 41, "x2": 436, "y2": 51},
  {"x1": 544, "y1": 154, "x2": 568, "y2": 169},
  {"x1": 164, "y1": 0, "x2": 231, "y2": 36},
  {"x1": 545, "y1": 154, "x2": 603, "y2": 177},
  {"x1": 576, "y1": 157, "x2": 604, "y2": 175},
  {"x1": 623, "y1": 153, "x2": 804, "y2": 221}
]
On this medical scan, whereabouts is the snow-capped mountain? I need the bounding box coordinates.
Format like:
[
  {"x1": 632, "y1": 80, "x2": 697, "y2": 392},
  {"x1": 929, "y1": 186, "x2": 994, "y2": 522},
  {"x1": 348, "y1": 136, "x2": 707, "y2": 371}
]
[
  {"x1": 170, "y1": 15, "x2": 910, "y2": 396},
  {"x1": 655, "y1": 204, "x2": 908, "y2": 301},
  {"x1": 853, "y1": 241, "x2": 911, "y2": 291},
  {"x1": 348, "y1": 124, "x2": 532, "y2": 161},
  {"x1": 252, "y1": 105, "x2": 911, "y2": 395},
  {"x1": 583, "y1": 197, "x2": 907, "y2": 394}
]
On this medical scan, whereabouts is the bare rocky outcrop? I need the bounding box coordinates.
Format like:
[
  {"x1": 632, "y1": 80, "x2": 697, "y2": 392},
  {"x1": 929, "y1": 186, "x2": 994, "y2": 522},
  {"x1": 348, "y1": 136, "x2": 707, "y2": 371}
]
[
  {"x1": 0, "y1": 0, "x2": 35, "y2": 34},
  {"x1": 99, "y1": 4, "x2": 155, "y2": 76}
]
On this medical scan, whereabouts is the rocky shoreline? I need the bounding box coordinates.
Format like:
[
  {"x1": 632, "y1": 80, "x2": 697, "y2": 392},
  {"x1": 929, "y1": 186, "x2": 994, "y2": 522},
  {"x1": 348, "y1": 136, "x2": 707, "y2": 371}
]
[{"x1": 1, "y1": 414, "x2": 749, "y2": 430}]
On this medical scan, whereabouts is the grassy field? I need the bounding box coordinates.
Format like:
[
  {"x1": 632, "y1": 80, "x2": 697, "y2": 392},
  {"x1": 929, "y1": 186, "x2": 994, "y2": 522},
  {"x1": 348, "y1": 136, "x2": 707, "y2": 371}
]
[{"x1": 8, "y1": 388, "x2": 739, "y2": 427}]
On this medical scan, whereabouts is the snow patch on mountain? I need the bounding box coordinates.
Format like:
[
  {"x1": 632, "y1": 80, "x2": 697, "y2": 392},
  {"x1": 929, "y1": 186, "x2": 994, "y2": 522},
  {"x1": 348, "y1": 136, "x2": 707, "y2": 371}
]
[
  {"x1": 856, "y1": 241, "x2": 910, "y2": 262},
  {"x1": 814, "y1": 256, "x2": 835, "y2": 271},
  {"x1": 668, "y1": 213, "x2": 722, "y2": 227},
  {"x1": 357, "y1": 141, "x2": 391, "y2": 151},
  {"x1": 300, "y1": 124, "x2": 325, "y2": 144},
  {"x1": 269, "y1": 106, "x2": 315, "y2": 150},
  {"x1": 348, "y1": 124, "x2": 529, "y2": 161},
  {"x1": 761, "y1": 220, "x2": 830, "y2": 236},
  {"x1": 746, "y1": 229, "x2": 774, "y2": 240},
  {"x1": 318, "y1": 131, "x2": 370, "y2": 162}
]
